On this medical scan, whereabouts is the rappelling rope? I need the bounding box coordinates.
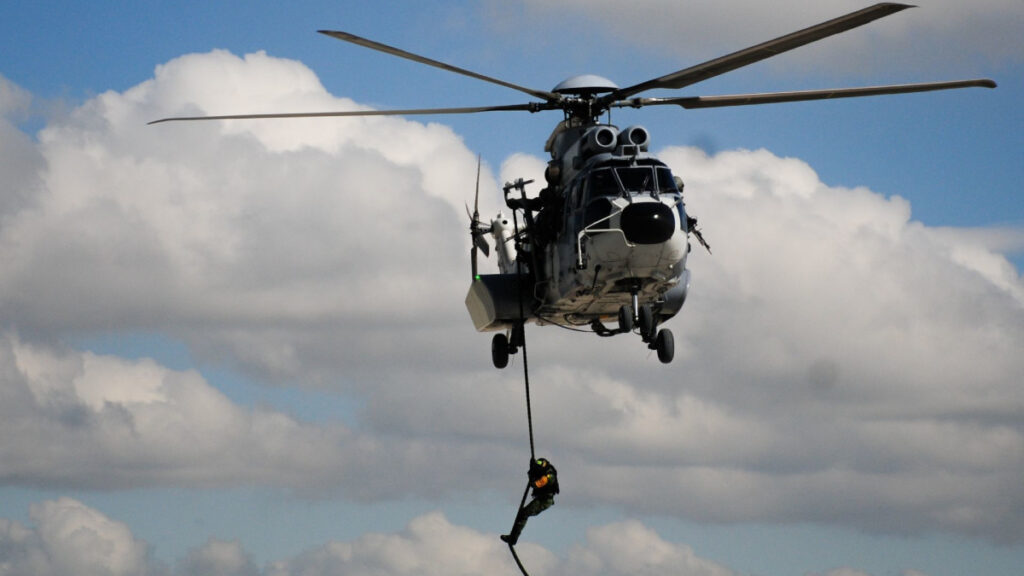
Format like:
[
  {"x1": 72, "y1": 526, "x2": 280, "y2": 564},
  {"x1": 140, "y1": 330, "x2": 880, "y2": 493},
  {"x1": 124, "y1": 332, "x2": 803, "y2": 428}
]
[
  {"x1": 507, "y1": 540, "x2": 530, "y2": 576},
  {"x1": 512, "y1": 207, "x2": 537, "y2": 462},
  {"x1": 520, "y1": 320, "x2": 536, "y2": 462},
  {"x1": 506, "y1": 336, "x2": 535, "y2": 576},
  {"x1": 507, "y1": 206, "x2": 535, "y2": 576}
]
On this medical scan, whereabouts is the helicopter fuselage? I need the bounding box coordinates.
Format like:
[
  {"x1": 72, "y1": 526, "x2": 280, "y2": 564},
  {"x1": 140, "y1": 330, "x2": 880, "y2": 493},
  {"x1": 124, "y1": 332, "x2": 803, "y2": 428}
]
[
  {"x1": 465, "y1": 123, "x2": 692, "y2": 337},
  {"x1": 542, "y1": 144, "x2": 691, "y2": 325}
]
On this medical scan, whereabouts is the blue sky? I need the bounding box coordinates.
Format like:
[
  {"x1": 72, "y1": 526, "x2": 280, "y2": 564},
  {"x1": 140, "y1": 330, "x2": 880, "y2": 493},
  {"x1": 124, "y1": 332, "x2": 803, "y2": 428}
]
[{"x1": 1, "y1": 2, "x2": 1022, "y2": 575}]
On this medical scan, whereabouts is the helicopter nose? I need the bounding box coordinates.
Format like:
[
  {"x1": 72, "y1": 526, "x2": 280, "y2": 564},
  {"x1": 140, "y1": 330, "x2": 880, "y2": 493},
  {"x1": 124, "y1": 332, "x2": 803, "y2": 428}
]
[{"x1": 620, "y1": 202, "x2": 676, "y2": 245}]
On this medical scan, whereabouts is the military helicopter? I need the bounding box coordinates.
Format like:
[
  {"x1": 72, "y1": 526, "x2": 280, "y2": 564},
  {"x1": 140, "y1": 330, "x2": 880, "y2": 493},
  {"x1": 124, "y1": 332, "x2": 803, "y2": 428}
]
[{"x1": 151, "y1": 3, "x2": 995, "y2": 368}]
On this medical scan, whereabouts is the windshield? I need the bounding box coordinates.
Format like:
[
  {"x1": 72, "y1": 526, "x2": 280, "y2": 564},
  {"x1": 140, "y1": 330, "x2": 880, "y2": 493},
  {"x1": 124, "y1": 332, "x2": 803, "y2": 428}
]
[
  {"x1": 657, "y1": 167, "x2": 679, "y2": 192},
  {"x1": 578, "y1": 164, "x2": 687, "y2": 230},
  {"x1": 589, "y1": 169, "x2": 619, "y2": 198},
  {"x1": 587, "y1": 165, "x2": 680, "y2": 200},
  {"x1": 617, "y1": 167, "x2": 655, "y2": 193}
]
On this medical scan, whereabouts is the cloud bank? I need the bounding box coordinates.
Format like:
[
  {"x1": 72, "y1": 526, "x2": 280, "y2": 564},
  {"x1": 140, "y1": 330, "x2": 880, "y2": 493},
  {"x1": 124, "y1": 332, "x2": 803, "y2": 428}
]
[
  {"x1": 0, "y1": 498, "x2": 742, "y2": 576},
  {"x1": 0, "y1": 43, "x2": 1021, "y2": 552}
]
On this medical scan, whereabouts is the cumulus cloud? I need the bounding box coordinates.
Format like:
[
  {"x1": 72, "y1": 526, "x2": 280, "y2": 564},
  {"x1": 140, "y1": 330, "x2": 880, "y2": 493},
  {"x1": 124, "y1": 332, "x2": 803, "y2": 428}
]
[
  {"x1": 0, "y1": 51, "x2": 484, "y2": 382},
  {"x1": 266, "y1": 512, "x2": 536, "y2": 576},
  {"x1": 0, "y1": 333, "x2": 354, "y2": 491},
  {"x1": 1, "y1": 501, "x2": 739, "y2": 576},
  {"x1": 269, "y1": 514, "x2": 736, "y2": 576},
  {"x1": 1, "y1": 47, "x2": 1022, "y2": 545},
  {"x1": 180, "y1": 538, "x2": 259, "y2": 576},
  {"x1": 0, "y1": 498, "x2": 150, "y2": 576},
  {"x1": 0, "y1": 332, "x2": 519, "y2": 499},
  {"x1": 563, "y1": 520, "x2": 734, "y2": 576},
  {"x1": 0, "y1": 75, "x2": 42, "y2": 219},
  {"x1": 527, "y1": 146, "x2": 1023, "y2": 539}
]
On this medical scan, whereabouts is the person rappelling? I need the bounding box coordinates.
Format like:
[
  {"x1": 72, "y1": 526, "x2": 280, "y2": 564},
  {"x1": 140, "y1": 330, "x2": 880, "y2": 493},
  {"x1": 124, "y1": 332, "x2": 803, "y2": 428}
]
[{"x1": 501, "y1": 457, "x2": 559, "y2": 546}]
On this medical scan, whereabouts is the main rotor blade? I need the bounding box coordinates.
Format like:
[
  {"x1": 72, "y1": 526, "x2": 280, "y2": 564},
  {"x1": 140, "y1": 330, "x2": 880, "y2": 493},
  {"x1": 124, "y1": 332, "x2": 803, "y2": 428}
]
[
  {"x1": 601, "y1": 3, "x2": 914, "y2": 105},
  {"x1": 319, "y1": 30, "x2": 562, "y2": 103},
  {"x1": 148, "y1": 103, "x2": 547, "y2": 125},
  {"x1": 620, "y1": 79, "x2": 997, "y2": 110},
  {"x1": 473, "y1": 154, "x2": 482, "y2": 216}
]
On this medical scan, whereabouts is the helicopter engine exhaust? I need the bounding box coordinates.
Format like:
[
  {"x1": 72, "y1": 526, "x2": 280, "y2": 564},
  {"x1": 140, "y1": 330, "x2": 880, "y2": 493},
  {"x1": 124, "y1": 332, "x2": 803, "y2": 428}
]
[
  {"x1": 582, "y1": 125, "x2": 619, "y2": 156},
  {"x1": 618, "y1": 125, "x2": 650, "y2": 151}
]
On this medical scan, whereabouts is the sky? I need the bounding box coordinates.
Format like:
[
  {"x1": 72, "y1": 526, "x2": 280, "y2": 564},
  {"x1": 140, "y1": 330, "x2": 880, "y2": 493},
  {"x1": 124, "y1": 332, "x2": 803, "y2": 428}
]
[{"x1": 0, "y1": 1, "x2": 1022, "y2": 575}]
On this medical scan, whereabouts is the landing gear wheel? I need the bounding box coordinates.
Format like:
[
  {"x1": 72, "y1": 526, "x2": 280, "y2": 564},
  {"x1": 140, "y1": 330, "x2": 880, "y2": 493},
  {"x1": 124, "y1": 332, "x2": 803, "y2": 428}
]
[
  {"x1": 492, "y1": 333, "x2": 510, "y2": 369},
  {"x1": 655, "y1": 329, "x2": 675, "y2": 364},
  {"x1": 618, "y1": 304, "x2": 634, "y2": 333},
  {"x1": 638, "y1": 305, "x2": 655, "y2": 341}
]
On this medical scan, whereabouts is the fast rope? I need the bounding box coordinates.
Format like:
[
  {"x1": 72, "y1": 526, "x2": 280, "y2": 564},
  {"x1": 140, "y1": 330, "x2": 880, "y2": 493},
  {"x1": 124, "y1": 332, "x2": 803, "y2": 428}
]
[
  {"x1": 511, "y1": 203, "x2": 537, "y2": 462},
  {"x1": 519, "y1": 319, "x2": 536, "y2": 462},
  {"x1": 507, "y1": 539, "x2": 530, "y2": 576},
  {"x1": 505, "y1": 322, "x2": 535, "y2": 576},
  {"x1": 506, "y1": 201, "x2": 535, "y2": 576}
]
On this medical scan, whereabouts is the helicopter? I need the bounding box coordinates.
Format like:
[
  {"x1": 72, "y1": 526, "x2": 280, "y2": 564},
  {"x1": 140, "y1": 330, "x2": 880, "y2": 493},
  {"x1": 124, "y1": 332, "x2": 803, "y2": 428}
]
[{"x1": 151, "y1": 3, "x2": 995, "y2": 369}]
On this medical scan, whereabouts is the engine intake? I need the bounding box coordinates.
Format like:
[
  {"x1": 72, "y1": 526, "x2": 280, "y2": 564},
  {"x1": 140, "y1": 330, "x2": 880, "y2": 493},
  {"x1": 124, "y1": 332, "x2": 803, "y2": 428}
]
[
  {"x1": 618, "y1": 125, "x2": 650, "y2": 151},
  {"x1": 582, "y1": 126, "x2": 619, "y2": 156}
]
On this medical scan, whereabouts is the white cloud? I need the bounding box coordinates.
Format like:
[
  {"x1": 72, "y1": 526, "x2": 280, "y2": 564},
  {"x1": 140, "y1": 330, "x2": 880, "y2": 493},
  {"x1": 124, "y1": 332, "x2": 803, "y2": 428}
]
[
  {"x1": 545, "y1": 146, "x2": 1023, "y2": 540},
  {"x1": 0, "y1": 75, "x2": 42, "y2": 219},
  {"x1": 1, "y1": 502, "x2": 741, "y2": 576},
  {"x1": 0, "y1": 333, "x2": 355, "y2": 491},
  {"x1": 0, "y1": 331, "x2": 522, "y2": 499},
  {"x1": 260, "y1": 512, "x2": 735, "y2": 576},
  {"x1": 0, "y1": 75, "x2": 31, "y2": 117},
  {"x1": 266, "y1": 512, "x2": 534, "y2": 576},
  {"x1": 0, "y1": 51, "x2": 483, "y2": 381},
  {"x1": 0, "y1": 498, "x2": 152, "y2": 576},
  {"x1": 180, "y1": 538, "x2": 258, "y2": 576},
  {"x1": 564, "y1": 520, "x2": 734, "y2": 576}
]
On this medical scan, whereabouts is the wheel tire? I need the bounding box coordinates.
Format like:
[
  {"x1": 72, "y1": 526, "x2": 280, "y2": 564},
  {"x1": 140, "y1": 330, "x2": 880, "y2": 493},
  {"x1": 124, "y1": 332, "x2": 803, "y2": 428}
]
[
  {"x1": 618, "y1": 304, "x2": 634, "y2": 332},
  {"x1": 638, "y1": 305, "x2": 654, "y2": 340},
  {"x1": 492, "y1": 333, "x2": 510, "y2": 369},
  {"x1": 655, "y1": 329, "x2": 675, "y2": 364}
]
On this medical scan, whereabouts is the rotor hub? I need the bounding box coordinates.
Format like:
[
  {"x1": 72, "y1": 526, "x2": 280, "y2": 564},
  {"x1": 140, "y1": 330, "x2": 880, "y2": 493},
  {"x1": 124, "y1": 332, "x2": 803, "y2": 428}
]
[{"x1": 552, "y1": 75, "x2": 619, "y2": 96}]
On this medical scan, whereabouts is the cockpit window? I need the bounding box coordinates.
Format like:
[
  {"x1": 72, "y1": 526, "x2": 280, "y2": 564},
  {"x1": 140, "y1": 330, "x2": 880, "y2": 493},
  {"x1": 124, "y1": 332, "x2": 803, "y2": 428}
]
[
  {"x1": 617, "y1": 167, "x2": 656, "y2": 193},
  {"x1": 587, "y1": 165, "x2": 679, "y2": 200},
  {"x1": 657, "y1": 167, "x2": 678, "y2": 192},
  {"x1": 589, "y1": 169, "x2": 619, "y2": 199},
  {"x1": 577, "y1": 163, "x2": 689, "y2": 233}
]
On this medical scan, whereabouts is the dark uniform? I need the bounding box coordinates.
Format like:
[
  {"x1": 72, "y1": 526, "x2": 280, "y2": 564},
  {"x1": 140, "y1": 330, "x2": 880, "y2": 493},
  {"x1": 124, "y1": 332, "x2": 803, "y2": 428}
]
[
  {"x1": 505, "y1": 186, "x2": 563, "y2": 246},
  {"x1": 501, "y1": 458, "x2": 559, "y2": 545}
]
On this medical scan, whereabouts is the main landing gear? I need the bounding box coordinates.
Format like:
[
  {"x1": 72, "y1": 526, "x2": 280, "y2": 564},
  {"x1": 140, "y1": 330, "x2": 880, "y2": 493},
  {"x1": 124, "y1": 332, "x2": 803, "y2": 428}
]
[
  {"x1": 621, "y1": 301, "x2": 675, "y2": 364},
  {"x1": 492, "y1": 324, "x2": 525, "y2": 369},
  {"x1": 591, "y1": 298, "x2": 675, "y2": 364},
  {"x1": 492, "y1": 305, "x2": 675, "y2": 368}
]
